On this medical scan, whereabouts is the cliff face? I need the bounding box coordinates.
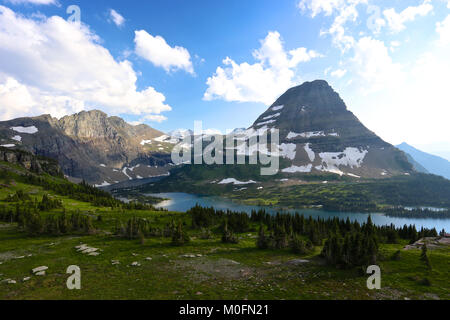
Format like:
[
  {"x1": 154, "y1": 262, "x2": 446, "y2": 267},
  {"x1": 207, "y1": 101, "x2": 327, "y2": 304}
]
[
  {"x1": 0, "y1": 110, "x2": 172, "y2": 184},
  {"x1": 0, "y1": 146, "x2": 62, "y2": 177}
]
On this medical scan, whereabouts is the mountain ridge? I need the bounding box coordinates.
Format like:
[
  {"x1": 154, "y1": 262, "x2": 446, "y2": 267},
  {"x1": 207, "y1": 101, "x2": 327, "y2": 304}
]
[
  {"x1": 397, "y1": 142, "x2": 450, "y2": 180},
  {"x1": 0, "y1": 110, "x2": 173, "y2": 184}
]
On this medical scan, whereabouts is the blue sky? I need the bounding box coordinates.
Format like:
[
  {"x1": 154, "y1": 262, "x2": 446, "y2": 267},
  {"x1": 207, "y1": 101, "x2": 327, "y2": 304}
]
[{"x1": 0, "y1": 0, "x2": 449, "y2": 160}]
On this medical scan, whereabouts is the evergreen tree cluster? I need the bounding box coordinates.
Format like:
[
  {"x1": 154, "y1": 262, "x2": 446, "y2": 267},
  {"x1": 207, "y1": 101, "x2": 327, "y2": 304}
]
[
  {"x1": 0, "y1": 204, "x2": 94, "y2": 236},
  {"x1": 187, "y1": 205, "x2": 439, "y2": 268}
]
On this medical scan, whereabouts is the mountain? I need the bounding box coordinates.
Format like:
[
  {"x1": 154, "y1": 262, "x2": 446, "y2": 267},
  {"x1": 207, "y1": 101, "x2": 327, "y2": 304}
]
[
  {"x1": 397, "y1": 142, "x2": 450, "y2": 180},
  {"x1": 238, "y1": 80, "x2": 412, "y2": 178},
  {"x1": 140, "y1": 80, "x2": 414, "y2": 199},
  {"x1": 0, "y1": 110, "x2": 175, "y2": 185},
  {"x1": 169, "y1": 129, "x2": 193, "y2": 139}
]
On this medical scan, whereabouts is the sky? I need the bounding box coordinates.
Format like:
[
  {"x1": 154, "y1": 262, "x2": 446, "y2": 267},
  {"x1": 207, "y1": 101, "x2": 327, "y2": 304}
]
[{"x1": 0, "y1": 0, "x2": 449, "y2": 160}]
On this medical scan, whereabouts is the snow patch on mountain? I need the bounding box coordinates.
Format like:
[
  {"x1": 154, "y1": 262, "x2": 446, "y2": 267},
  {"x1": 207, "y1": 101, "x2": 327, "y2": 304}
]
[
  {"x1": 262, "y1": 113, "x2": 281, "y2": 120},
  {"x1": 318, "y1": 148, "x2": 368, "y2": 169},
  {"x1": 272, "y1": 105, "x2": 284, "y2": 111},
  {"x1": 218, "y1": 178, "x2": 257, "y2": 185},
  {"x1": 304, "y1": 143, "x2": 315, "y2": 162},
  {"x1": 140, "y1": 140, "x2": 152, "y2": 145},
  {"x1": 11, "y1": 126, "x2": 38, "y2": 134},
  {"x1": 278, "y1": 143, "x2": 297, "y2": 160},
  {"x1": 282, "y1": 164, "x2": 313, "y2": 173},
  {"x1": 95, "y1": 181, "x2": 111, "y2": 187},
  {"x1": 255, "y1": 119, "x2": 276, "y2": 127},
  {"x1": 287, "y1": 131, "x2": 339, "y2": 139}
]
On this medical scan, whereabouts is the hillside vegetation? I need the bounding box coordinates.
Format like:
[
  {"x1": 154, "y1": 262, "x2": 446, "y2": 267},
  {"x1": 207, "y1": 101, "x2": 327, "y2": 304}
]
[{"x1": 0, "y1": 157, "x2": 449, "y2": 300}]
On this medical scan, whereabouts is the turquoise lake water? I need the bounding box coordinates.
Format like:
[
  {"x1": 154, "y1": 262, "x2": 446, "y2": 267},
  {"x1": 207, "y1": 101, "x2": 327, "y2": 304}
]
[{"x1": 149, "y1": 192, "x2": 450, "y2": 231}]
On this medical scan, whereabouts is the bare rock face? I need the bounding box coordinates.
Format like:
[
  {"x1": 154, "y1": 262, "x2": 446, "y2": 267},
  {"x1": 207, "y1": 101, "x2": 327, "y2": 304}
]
[
  {"x1": 0, "y1": 146, "x2": 62, "y2": 176},
  {"x1": 0, "y1": 110, "x2": 171, "y2": 184}
]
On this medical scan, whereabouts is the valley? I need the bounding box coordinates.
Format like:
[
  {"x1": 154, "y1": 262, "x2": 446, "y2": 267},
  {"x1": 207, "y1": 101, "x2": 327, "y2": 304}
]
[{"x1": 0, "y1": 148, "x2": 449, "y2": 300}]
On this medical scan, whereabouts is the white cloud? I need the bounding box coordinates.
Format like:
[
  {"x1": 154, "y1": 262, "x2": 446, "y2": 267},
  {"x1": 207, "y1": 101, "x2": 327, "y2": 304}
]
[
  {"x1": 109, "y1": 9, "x2": 125, "y2": 27},
  {"x1": 436, "y1": 14, "x2": 450, "y2": 45},
  {"x1": 139, "y1": 114, "x2": 168, "y2": 123},
  {"x1": 383, "y1": 1, "x2": 433, "y2": 33},
  {"x1": 5, "y1": 0, "x2": 58, "y2": 5},
  {"x1": 330, "y1": 68, "x2": 347, "y2": 78},
  {"x1": 134, "y1": 30, "x2": 194, "y2": 74},
  {"x1": 298, "y1": 0, "x2": 346, "y2": 17},
  {"x1": 299, "y1": 0, "x2": 368, "y2": 52},
  {"x1": 204, "y1": 31, "x2": 322, "y2": 105},
  {"x1": 0, "y1": 6, "x2": 171, "y2": 121},
  {"x1": 350, "y1": 37, "x2": 403, "y2": 93}
]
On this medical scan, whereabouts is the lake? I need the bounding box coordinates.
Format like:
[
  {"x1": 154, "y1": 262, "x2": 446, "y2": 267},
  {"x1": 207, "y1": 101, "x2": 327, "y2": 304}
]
[{"x1": 149, "y1": 192, "x2": 450, "y2": 231}]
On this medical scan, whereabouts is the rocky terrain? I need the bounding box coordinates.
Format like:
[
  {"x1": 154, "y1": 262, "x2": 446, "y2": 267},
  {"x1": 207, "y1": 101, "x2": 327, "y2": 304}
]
[{"x1": 0, "y1": 146, "x2": 62, "y2": 177}]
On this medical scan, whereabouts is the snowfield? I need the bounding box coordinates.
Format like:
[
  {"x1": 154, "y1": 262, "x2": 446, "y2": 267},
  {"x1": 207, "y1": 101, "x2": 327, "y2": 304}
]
[
  {"x1": 271, "y1": 105, "x2": 284, "y2": 111},
  {"x1": 140, "y1": 140, "x2": 152, "y2": 145},
  {"x1": 94, "y1": 181, "x2": 111, "y2": 187},
  {"x1": 287, "y1": 131, "x2": 339, "y2": 139},
  {"x1": 262, "y1": 113, "x2": 281, "y2": 120},
  {"x1": 11, "y1": 126, "x2": 38, "y2": 134},
  {"x1": 304, "y1": 143, "x2": 315, "y2": 162},
  {"x1": 278, "y1": 143, "x2": 297, "y2": 160},
  {"x1": 255, "y1": 119, "x2": 276, "y2": 127},
  {"x1": 218, "y1": 178, "x2": 257, "y2": 185},
  {"x1": 282, "y1": 164, "x2": 313, "y2": 173},
  {"x1": 318, "y1": 147, "x2": 368, "y2": 169},
  {"x1": 12, "y1": 135, "x2": 22, "y2": 142}
]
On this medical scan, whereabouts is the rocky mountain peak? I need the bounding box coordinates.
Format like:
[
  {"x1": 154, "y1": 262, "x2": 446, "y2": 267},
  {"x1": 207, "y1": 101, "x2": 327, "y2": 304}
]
[
  {"x1": 247, "y1": 80, "x2": 413, "y2": 177},
  {"x1": 271, "y1": 80, "x2": 347, "y2": 113}
]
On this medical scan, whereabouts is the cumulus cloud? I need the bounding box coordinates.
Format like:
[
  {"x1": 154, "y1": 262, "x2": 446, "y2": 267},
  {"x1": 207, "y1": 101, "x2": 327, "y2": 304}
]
[
  {"x1": 350, "y1": 37, "x2": 403, "y2": 92},
  {"x1": 109, "y1": 9, "x2": 125, "y2": 27},
  {"x1": 298, "y1": 1, "x2": 450, "y2": 149},
  {"x1": 436, "y1": 14, "x2": 450, "y2": 45},
  {"x1": 300, "y1": 0, "x2": 368, "y2": 53},
  {"x1": 134, "y1": 30, "x2": 194, "y2": 74},
  {"x1": 330, "y1": 68, "x2": 347, "y2": 78},
  {"x1": 204, "y1": 31, "x2": 322, "y2": 105},
  {"x1": 139, "y1": 114, "x2": 168, "y2": 123},
  {"x1": 0, "y1": 6, "x2": 171, "y2": 121},
  {"x1": 383, "y1": 0, "x2": 433, "y2": 33}
]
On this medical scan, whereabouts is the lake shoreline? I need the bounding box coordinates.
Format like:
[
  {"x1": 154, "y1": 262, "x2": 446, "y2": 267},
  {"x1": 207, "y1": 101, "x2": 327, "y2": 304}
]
[{"x1": 143, "y1": 192, "x2": 450, "y2": 231}]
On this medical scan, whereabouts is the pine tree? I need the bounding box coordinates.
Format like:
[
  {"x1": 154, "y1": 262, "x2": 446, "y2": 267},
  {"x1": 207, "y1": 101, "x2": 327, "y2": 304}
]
[
  {"x1": 171, "y1": 221, "x2": 190, "y2": 246},
  {"x1": 420, "y1": 244, "x2": 432, "y2": 270},
  {"x1": 256, "y1": 225, "x2": 269, "y2": 249},
  {"x1": 222, "y1": 219, "x2": 238, "y2": 244}
]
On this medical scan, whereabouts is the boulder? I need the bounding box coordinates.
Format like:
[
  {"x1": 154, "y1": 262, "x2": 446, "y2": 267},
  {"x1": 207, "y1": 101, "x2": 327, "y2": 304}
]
[{"x1": 32, "y1": 266, "x2": 48, "y2": 274}]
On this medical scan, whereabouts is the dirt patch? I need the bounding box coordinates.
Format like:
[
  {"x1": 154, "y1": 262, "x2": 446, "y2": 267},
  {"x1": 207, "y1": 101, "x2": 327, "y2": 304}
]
[
  {"x1": 0, "y1": 251, "x2": 17, "y2": 263},
  {"x1": 404, "y1": 237, "x2": 449, "y2": 250},
  {"x1": 175, "y1": 257, "x2": 254, "y2": 282}
]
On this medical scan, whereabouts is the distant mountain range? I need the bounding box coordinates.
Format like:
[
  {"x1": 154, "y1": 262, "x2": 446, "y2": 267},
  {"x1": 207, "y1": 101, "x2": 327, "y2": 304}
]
[
  {"x1": 0, "y1": 80, "x2": 417, "y2": 185},
  {"x1": 397, "y1": 142, "x2": 450, "y2": 180}
]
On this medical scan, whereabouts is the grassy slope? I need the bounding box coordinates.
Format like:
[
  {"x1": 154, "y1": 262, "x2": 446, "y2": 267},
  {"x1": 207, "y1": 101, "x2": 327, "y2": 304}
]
[{"x1": 0, "y1": 162, "x2": 449, "y2": 300}]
